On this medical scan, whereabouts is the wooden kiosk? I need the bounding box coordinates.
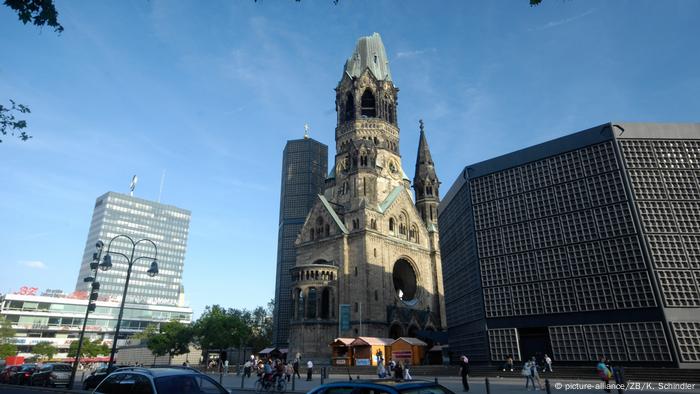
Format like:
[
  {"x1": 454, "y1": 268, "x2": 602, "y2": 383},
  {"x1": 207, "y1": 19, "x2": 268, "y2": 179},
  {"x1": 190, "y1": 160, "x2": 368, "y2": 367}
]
[
  {"x1": 349, "y1": 337, "x2": 393, "y2": 366},
  {"x1": 391, "y1": 337, "x2": 427, "y2": 366},
  {"x1": 329, "y1": 338, "x2": 354, "y2": 366}
]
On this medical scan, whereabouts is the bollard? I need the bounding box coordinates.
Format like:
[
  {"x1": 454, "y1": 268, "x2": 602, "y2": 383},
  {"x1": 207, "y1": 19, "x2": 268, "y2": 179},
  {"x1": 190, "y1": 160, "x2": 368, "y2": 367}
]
[
  {"x1": 292, "y1": 371, "x2": 296, "y2": 391},
  {"x1": 485, "y1": 377, "x2": 491, "y2": 394},
  {"x1": 435, "y1": 377, "x2": 438, "y2": 384},
  {"x1": 545, "y1": 379, "x2": 551, "y2": 394},
  {"x1": 321, "y1": 367, "x2": 325, "y2": 384},
  {"x1": 241, "y1": 372, "x2": 245, "y2": 389}
]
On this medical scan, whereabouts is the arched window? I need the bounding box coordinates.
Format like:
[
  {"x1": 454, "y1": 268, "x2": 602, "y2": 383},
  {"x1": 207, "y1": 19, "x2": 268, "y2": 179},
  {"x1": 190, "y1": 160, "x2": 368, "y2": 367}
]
[
  {"x1": 309, "y1": 229, "x2": 314, "y2": 241},
  {"x1": 389, "y1": 218, "x2": 395, "y2": 232},
  {"x1": 321, "y1": 288, "x2": 330, "y2": 319},
  {"x1": 344, "y1": 92, "x2": 355, "y2": 121},
  {"x1": 307, "y1": 288, "x2": 317, "y2": 319},
  {"x1": 388, "y1": 104, "x2": 394, "y2": 124},
  {"x1": 325, "y1": 224, "x2": 330, "y2": 237},
  {"x1": 361, "y1": 89, "x2": 376, "y2": 117},
  {"x1": 297, "y1": 289, "x2": 304, "y2": 319}
]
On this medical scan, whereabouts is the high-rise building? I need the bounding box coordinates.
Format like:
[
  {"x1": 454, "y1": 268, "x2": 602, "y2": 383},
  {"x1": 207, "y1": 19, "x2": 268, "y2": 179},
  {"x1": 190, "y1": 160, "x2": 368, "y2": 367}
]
[
  {"x1": 75, "y1": 192, "x2": 191, "y2": 307},
  {"x1": 287, "y1": 33, "x2": 446, "y2": 361},
  {"x1": 439, "y1": 122, "x2": 700, "y2": 368},
  {"x1": 273, "y1": 137, "x2": 328, "y2": 346}
]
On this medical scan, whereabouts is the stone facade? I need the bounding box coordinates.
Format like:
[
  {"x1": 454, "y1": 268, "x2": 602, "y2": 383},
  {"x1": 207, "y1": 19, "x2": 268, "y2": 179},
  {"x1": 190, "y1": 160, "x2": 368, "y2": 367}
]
[{"x1": 287, "y1": 33, "x2": 446, "y2": 362}]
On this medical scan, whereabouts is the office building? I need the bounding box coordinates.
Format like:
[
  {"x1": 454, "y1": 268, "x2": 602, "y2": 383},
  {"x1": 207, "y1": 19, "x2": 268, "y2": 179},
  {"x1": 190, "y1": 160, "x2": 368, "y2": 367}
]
[
  {"x1": 439, "y1": 122, "x2": 700, "y2": 368},
  {"x1": 74, "y1": 192, "x2": 191, "y2": 307},
  {"x1": 273, "y1": 137, "x2": 328, "y2": 346}
]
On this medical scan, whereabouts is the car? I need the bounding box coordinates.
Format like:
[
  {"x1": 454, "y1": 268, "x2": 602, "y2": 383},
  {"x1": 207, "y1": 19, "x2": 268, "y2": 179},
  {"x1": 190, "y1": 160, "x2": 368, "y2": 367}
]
[
  {"x1": 82, "y1": 365, "x2": 128, "y2": 390},
  {"x1": 29, "y1": 363, "x2": 72, "y2": 387},
  {"x1": 9, "y1": 364, "x2": 38, "y2": 385},
  {"x1": 0, "y1": 365, "x2": 21, "y2": 384},
  {"x1": 307, "y1": 379, "x2": 456, "y2": 394},
  {"x1": 93, "y1": 366, "x2": 231, "y2": 394}
]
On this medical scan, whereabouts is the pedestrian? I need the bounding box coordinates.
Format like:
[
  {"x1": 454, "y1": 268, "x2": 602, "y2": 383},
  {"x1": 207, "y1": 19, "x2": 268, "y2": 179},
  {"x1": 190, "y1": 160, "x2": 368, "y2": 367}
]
[
  {"x1": 503, "y1": 355, "x2": 514, "y2": 372},
  {"x1": 596, "y1": 356, "x2": 612, "y2": 393},
  {"x1": 388, "y1": 358, "x2": 395, "y2": 373},
  {"x1": 377, "y1": 362, "x2": 387, "y2": 378},
  {"x1": 529, "y1": 357, "x2": 544, "y2": 390},
  {"x1": 522, "y1": 359, "x2": 535, "y2": 390},
  {"x1": 394, "y1": 361, "x2": 403, "y2": 382},
  {"x1": 306, "y1": 359, "x2": 314, "y2": 381},
  {"x1": 459, "y1": 355, "x2": 470, "y2": 392},
  {"x1": 404, "y1": 362, "x2": 412, "y2": 381},
  {"x1": 293, "y1": 358, "x2": 301, "y2": 379},
  {"x1": 544, "y1": 354, "x2": 552, "y2": 372}
]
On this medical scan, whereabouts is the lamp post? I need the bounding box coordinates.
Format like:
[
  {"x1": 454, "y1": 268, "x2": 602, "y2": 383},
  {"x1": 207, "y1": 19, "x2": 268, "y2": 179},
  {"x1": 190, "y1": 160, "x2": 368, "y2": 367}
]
[
  {"x1": 68, "y1": 241, "x2": 110, "y2": 389},
  {"x1": 104, "y1": 234, "x2": 159, "y2": 368}
]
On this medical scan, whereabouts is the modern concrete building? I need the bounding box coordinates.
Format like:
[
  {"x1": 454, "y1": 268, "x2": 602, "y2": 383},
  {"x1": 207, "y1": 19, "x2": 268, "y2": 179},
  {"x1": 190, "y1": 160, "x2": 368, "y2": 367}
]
[
  {"x1": 439, "y1": 122, "x2": 700, "y2": 368},
  {"x1": 0, "y1": 290, "x2": 192, "y2": 358},
  {"x1": 273, "y1": 137, "x2": 328, "y2": 347},
  {"x1": 287, "y1": 33, "x2": 446, "y2": 361},
  {"x1": 74, "y1": 192, "x2": 191, "y2": 307}
]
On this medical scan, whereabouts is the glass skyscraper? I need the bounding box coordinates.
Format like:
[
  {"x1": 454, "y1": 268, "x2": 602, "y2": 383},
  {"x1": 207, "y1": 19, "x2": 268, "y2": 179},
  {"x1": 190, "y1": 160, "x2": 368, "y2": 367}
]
[
  {"x1": 273, "y1": 137, "x2": 328, "y2": 347},
  {"x1": 75, "y1": 192, "x2": 191, "y2": 307}
]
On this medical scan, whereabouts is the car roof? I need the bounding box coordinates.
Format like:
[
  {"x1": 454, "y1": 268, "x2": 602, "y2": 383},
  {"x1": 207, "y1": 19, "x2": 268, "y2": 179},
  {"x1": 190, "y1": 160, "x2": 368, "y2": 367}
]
[
  {"x1": 112, "y1": 367, "x2": 202, "y2": 378},
  {"x1": 315, "y1": 380, "x2": 447, "y2": 390}
]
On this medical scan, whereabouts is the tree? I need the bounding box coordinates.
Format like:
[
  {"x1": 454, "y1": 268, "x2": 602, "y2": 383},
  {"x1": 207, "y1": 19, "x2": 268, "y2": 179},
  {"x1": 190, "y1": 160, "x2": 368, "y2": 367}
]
[
  {"x1": 146, "y1": 321, "x2": 194, "y2": 361},
  {"x1": 32, "y1": 341, "x2": 58, "y2": 360},
  {"x1": 194, "y1": 305, "x2": 251, "y2": 355},
  {"x1": 67, "y1": 339, "x2": 109, "y2": 358},
  {"x1": 0, "y1": 100, "x2": 31, "y2": 143},
  {"x1": 132, "y1": 324, "x2": 158, "y2": 340},
  {"x1": 0, "y1": 318, "x2": 17, "y2": 359},
  {"x1": 3, "y1": 0, "x2": 64, "y2": 32}
]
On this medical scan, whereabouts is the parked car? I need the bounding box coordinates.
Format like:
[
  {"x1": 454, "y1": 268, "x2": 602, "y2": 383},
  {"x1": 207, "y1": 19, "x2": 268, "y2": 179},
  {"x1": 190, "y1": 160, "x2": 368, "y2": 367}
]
[
  {"x1": 82, "y1": 365, "x2": 127, "y2": 390},
  {"x1": 9, "y1": 364, "x2": 38, "y2": 385},
  {"x1": 0, "y1": 365, "x2": 20, "y2": 384},
  {"x1": 307, "y1": 379, "x2": 456, "y2": 394},
  {"x1": 29, "y1": 363, "x2": 72, "y2": 387},
  {"x1": 93, "y1": 366, "x2": 230, "y2": 394}
]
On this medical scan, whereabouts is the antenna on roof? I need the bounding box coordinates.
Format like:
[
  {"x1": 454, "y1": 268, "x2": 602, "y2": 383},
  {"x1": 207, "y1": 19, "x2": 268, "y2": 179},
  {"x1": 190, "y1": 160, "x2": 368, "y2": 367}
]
[
  {"x1": 129, "y1": 175, "x2": 138, "y2": 197},
  {"x1": 304, "y1": 122, "x2": 310, "y2": 139}
]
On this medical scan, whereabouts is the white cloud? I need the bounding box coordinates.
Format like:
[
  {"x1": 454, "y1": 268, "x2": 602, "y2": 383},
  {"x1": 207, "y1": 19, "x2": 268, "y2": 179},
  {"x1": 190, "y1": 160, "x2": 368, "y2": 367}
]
[
  {"x1": 529, "y1": 8, "x2": 596, "y2": 31},
  {"x1": 396, "y1": 48, "x2": 437, "y2": 59},
  {"x1": 21, "y1": 261, "x2": 47, "y2": 269}
]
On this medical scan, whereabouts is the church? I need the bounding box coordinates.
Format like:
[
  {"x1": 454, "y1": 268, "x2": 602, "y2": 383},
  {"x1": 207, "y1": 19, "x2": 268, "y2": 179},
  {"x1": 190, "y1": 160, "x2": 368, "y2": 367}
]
[{"x1": 287, "y1": 33, "x2": 446, "y2": 361}]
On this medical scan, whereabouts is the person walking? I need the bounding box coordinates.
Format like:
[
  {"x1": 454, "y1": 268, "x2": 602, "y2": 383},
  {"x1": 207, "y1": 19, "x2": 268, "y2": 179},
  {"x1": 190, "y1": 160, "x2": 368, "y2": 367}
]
[
  {"x1": 404, "y1": 362, "x2": 412, "y2": 381},
  {"x1": 394, "y1": 361, "x2": 404, "y2": 382},
  {"x1": 306, "y1": 359, "x2": 314, "y2": 381},
  {"x1": 293, "y1": 358, "x2": 301, "y2": 379},
  {"x1": 596, "y1": 356, "x2": 612, "y2": 393},
  {"x1": 544, "y1": 354, "x2": 553, "y2": 372},
  {"x1": 459, "y1": 355, "x2": 470, "y2": 392},
  {"x1": 377, "y1": 362, "x2": 387, "y2": 378},
  {"x1": 529, "y1": 357, "x2": 544, "y2": 390},
  {"x1": 522, "y1": 359, "x2": 535, "y2": 390}
]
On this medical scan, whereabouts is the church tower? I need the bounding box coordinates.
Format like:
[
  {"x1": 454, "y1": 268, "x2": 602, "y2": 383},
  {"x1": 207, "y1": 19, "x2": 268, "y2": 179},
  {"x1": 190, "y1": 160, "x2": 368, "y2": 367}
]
[
  {"x1": 288, "y1": 33, "x2": 446, "y2": 362},
  {"x1": 413, "y1": 120, "x2": 440, "y2": 230}
]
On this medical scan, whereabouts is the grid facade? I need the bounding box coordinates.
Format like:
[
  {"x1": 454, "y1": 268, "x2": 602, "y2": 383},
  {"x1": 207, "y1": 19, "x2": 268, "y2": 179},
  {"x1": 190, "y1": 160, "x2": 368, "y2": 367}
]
[
  {"x1": 470, "y1": 140, "x2": 654, "y2": 318},
  {"x1": 273, "y1": 138, "x2": 328, "y2": 346},
  {"x1": 440, "y1": 123, "x2": 700, "y2": 367},
  {"x1": 74, "y1": 192, "x2": 191, "y2": 307}
]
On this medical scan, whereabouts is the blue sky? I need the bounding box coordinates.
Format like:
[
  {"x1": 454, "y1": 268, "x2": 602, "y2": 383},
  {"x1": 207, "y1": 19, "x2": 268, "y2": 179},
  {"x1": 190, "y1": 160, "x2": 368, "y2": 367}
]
[{"x1": 1, "y1": 1, "x2": 699, "y2": 318}]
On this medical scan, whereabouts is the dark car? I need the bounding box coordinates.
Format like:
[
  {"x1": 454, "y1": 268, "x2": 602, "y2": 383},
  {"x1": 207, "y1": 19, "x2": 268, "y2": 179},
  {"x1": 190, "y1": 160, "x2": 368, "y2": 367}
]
[
  {"x1": 0, "y1": 365, "x2": 20, "y2": 384},
  {"x1": 94, "y1": 367, "x2": 230, "y2": 394},
  {"x1": 29, "y1": 363, "x2": 72, "y2": 387},
  {"x1": 82, "y1": 365, "x2": 127, "y2": 390},
  {"x1": 307, "y1": 380, "x2": 455, "y2": 394},
  {"x1": 9, "y1": 364, "x2": 38, "y2": 385}
]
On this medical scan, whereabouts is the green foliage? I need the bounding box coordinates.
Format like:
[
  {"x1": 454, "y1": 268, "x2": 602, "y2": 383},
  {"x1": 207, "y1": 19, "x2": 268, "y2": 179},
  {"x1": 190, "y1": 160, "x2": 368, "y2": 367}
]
[
  {"x1": 133, "y1": 324, "x2": 158, "y2": 340},
  {"x1": 194, "y1": 301, "x2": 273, "y2": 353},
  {"x1": 146, "y1": 321, "x2": 193, "y2": 358},
  {"x1": 530, "y1": 0, "x2": 543, "y2": 5},
  {"x1": 0, "y1": 318, "x2": 15, "y2": 339},
  {"x1": 0, "y1": 343, "x2": 18, "y2": 359},
  {"x1": 67, "y1": 339, "x2": 109, "y2": 358},
  {"x1": 3, "y1": 0, "x2": 64, "y2": 33},
  {"x1": 0, "y1": 99, "x2": 31, "y2": 143},
  {"x1": 32, "y1": 341, "x2": 58, "y2": 360}
]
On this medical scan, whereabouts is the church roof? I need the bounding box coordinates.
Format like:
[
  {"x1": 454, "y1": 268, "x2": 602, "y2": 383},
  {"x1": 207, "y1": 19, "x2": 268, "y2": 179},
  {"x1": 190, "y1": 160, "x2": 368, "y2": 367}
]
[
  {"x1": 319, "y1": 194, "x2": 348, "y2": 234},
  {"x1": 343, "y1": 33, "x2": 392, "y2": 81},
  {"x1": 378, "y1": 186, "x2": 403, "y2": 213},
  {"x1": 414, "y1": 120, "x2": 438, "y2": 182}
]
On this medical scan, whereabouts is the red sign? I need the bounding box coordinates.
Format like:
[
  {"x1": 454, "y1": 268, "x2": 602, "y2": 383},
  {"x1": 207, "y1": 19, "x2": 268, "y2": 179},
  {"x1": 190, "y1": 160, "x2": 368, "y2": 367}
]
[{"x1": 17, "y1": 286, "x2": 38, "y2": 295}]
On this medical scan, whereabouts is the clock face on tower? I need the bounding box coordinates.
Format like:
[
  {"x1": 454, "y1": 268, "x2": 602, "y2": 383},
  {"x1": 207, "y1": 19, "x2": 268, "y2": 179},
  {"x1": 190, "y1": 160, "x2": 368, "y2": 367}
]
[{"x1": 387, "y1": 158, "x2": 400, "y2": 179}]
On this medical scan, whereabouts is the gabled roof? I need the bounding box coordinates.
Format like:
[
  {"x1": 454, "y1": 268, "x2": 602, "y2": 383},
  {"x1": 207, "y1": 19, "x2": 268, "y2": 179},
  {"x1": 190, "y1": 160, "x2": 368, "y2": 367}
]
[
  {"x1": 350, "y1": 337, "x2": 394, "y2": 346},
  {"x1": 392, "y1": 337, "x2": 428, "y2": 346},
  {"x1": 343, "y1": 33, "x2": 392, "y2": 82},
  {"x1": 378, "y1": 186, "x2": 403, "y2": 213},
  {"x1": 329, "y1": 338, "x2": 355, "y2": 346},
  {"x1": 319, "y1": 195, "x2": 349, "y2": 234}
]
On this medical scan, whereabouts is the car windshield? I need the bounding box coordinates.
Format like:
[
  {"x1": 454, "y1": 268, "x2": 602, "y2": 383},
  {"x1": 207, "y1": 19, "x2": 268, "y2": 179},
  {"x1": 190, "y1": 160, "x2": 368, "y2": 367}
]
[
  {"x1": 154, "y1": 375, "x2": 199, "y2": 394},
  {"x1": 20, "y1": 366, "x2": 35, "y2": 371},
  {"x1": 53, "y1": 364, "x2": 72, "y2": 371}
]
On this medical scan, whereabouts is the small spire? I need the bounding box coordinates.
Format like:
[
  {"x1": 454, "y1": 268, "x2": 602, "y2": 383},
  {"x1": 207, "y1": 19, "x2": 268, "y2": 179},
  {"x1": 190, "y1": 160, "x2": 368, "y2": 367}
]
[
  {"x1": 304, "y1": 123, "x2": 310, "y2": 139},
  {"x1": 419, "y1": 119, "x2": 424, "y2": 133}
]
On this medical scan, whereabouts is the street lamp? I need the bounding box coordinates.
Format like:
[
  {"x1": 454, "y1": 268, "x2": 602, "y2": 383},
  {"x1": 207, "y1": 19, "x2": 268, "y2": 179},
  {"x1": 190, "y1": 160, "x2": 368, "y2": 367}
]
[
  {"x1": 105, "y1": 234, "x2": 158, "y2": 368},
  {"x1": 68, "y1": 241, "x2": 110, "y2": 389}
]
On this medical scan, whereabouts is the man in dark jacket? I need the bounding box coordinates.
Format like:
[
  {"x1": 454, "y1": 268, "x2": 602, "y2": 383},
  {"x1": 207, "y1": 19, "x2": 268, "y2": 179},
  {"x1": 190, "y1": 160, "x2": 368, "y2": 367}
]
[{"x1": 459, "y1": 355, "x2": 470, "y2": 392}]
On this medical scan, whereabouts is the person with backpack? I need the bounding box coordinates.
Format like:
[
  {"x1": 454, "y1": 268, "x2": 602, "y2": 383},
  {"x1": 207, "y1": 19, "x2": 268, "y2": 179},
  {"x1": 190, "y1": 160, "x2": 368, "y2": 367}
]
[
  {"x1": 597, "y1": 356, "x2": 613, "y2": 393},
  {"x1": 522, "y1": 359, "x2": 535, "y2": 390}
]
